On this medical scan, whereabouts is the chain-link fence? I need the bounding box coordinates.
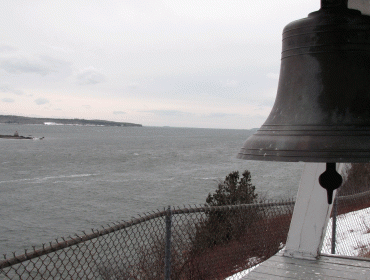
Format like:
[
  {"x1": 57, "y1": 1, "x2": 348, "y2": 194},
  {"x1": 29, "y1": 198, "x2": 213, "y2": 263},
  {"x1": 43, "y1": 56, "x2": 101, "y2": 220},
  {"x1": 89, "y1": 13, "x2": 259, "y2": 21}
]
[
  {"x1": 1, "y1": 191, "x2": 369, "y2": 280},
  {"x1": 322, "y1": 190, "x2": 370, "y2": 258},
  {"x1": 0, "y1": 200, "x2": 295, "y2": 280}
]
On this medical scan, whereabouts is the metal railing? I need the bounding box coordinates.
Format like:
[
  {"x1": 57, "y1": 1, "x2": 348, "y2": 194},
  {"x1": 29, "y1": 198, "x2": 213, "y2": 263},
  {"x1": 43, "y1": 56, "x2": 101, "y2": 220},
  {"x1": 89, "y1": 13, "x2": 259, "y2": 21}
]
[{"x1": 0, "y1": 200, "x2": 295, "y2": 280}]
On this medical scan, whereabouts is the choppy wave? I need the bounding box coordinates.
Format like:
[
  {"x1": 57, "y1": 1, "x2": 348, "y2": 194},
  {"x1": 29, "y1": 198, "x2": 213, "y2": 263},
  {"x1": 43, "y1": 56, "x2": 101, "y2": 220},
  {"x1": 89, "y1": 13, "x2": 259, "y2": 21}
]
[
  {"x1": 195, "y1": 177, "x2": 219, "y2": 181},
  {"x1": 0, "y1": 174, "x2": 98, "y2": 184}
]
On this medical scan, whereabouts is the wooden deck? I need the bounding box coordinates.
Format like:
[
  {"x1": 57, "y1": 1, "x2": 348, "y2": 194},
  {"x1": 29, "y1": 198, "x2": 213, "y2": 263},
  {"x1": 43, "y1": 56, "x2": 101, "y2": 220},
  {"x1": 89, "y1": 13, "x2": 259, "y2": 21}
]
[{"x1": 241, "y1": 252, "x2": 370, "y2": 279}]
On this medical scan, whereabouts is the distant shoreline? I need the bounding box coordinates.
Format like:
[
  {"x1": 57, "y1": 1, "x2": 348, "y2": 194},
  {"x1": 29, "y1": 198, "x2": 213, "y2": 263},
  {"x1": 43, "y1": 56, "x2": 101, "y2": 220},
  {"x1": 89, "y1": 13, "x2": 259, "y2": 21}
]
[{"x1": 0, "y1": 115, "x2": 142, "y2": 127}]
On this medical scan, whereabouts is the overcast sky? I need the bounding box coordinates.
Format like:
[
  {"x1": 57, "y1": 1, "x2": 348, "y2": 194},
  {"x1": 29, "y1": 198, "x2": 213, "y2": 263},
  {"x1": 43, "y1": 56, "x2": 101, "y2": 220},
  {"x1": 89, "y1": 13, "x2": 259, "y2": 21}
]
[{"x1": 0, "y1": 0, "x2": 320, "y2": 129}]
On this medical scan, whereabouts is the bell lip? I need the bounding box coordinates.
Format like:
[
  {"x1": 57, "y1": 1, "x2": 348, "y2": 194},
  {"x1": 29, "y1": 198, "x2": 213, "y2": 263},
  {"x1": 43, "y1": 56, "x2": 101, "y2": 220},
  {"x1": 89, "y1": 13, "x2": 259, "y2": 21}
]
[
  {"x1": 237, "y1": 126, "x2": 370, "y2": 163},
  {"x1": 236, "y1": 152, "x2": 370, "y2": 163},
  {"x1": 237, "y1": 142, "x2": 370, "y2": 163}
]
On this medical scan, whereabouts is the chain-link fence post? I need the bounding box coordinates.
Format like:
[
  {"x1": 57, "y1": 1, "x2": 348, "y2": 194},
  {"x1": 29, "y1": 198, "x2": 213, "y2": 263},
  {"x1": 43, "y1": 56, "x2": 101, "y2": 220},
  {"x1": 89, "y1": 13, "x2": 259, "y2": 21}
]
[
  {"x1": 164, "y1": 206, "x2": 172, "y2": 280},
  {"x1": 331, "y1": 196, "x2": 338, "y2": 254}
]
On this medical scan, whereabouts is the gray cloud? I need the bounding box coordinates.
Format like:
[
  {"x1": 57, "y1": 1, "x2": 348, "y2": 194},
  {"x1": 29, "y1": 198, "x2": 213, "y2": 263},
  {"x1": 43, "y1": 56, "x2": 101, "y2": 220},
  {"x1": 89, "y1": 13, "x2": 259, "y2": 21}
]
[
  {"x1": 2, "y1": 98, "x2": 15, "y2": 103},
  {"x1": 35, "y1": 98, "x2": 49, "y2": 105},
  {"x1": 221, "y1": 79, "x2": 239, "y2": 88},
  {"x1": 206, "y1": 113, "x2": 237, "y2": 118},
  {"x1": 0, "y1": 45, "x2": 17, "y2": 53},
  {"x1": 126, "y1": 83, "x2": 139, "y2": 89},
  {"x1": 145, "y1": 110, "x2": 192, "y2": 117},
  {"x1": 0, "y1": 57, "x2": 51, "y2": 75},
  {"x1": 0, "y1": 55, "x2": 72, "y2": 77},
  {"x1": 113, "y1": 111, "x2": 126, "y2": 115},
  {"x1": 41, "y1": 43, "x2": 74, "y2": 54},
  {"x1": 0, "y1": 85, "x2": 24, "y2": 95},
  {"x1": 76, "y1": 67, "x2": 106, "y2": 85},
  {"x1": 39, "y1": 55, "x2": 72, "y2": 71}
]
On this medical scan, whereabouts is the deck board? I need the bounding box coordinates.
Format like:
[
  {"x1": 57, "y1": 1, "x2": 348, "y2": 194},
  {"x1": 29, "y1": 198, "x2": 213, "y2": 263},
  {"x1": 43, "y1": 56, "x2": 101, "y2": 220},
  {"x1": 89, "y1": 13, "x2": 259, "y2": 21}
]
[{"x1": 241, "y1": 253, "x2": 370, "y2": 280}]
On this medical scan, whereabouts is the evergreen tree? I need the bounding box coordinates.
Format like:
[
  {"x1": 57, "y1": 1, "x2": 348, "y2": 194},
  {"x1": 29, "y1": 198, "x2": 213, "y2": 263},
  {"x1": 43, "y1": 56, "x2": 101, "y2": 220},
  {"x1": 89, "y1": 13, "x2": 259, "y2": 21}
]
[
  {"x1": 206, "y1": 170, "x2": 258, "y2": 206},
  {"x1": 192, "y1": 170, "x2": 259, "y2": 251}
]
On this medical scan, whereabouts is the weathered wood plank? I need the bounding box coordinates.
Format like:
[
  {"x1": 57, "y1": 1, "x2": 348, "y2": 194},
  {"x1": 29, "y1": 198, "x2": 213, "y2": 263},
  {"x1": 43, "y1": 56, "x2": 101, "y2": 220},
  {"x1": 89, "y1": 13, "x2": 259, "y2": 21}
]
[
  {"x1": 241, "y1": 254, "x2": 370, "y2": 280},
  {"x1": 247, "y1": 269, "x2": 353, "y2": 280},
  {"x1": 270, "y1": 255, "x2": 370, "y2": 271},
  {"x1": 319, "y1": 255, "x2": 370, "y2": 269},
  {"x1": 265, "y1": 259, "x2": 366, "y2": 276},
  {"x1": 258, "y1": 258, "x2": 368, "y2": 279},
  {"x1": 243, "y1": 271, "x2": 296, "y2": 279}
]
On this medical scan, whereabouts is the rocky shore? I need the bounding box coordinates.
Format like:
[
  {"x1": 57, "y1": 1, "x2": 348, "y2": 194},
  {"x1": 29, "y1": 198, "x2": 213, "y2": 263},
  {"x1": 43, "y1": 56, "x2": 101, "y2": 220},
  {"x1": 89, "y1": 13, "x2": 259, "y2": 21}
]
[{"x1": 0, "y1": 134, "x2": 44, "y2": 140}]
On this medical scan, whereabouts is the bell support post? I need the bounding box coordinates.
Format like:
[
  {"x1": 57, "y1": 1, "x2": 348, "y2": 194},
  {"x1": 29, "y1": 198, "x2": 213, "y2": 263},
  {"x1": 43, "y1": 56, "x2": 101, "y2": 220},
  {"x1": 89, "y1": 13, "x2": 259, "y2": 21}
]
[{"x1": 284, "y1": 163, "x2": 344, "y2": 259}]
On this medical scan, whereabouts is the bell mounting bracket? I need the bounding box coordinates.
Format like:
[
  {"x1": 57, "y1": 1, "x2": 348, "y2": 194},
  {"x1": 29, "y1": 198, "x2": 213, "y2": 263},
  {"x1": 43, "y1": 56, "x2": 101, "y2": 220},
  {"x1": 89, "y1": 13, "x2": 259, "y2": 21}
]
[
  {"x1": 319, "y1": 163, "x2": 343, "y2": 204},
  {"x1": 321, "y1": 0, "x2": 348, "y2": 8}
]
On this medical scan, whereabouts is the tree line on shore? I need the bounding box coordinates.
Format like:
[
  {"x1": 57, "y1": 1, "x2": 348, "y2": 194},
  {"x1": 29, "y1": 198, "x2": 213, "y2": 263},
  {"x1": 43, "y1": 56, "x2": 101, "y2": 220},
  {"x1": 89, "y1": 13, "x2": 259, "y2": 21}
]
[{"x1": 0, "y1": 115, "x2": 142, "y2": 127}]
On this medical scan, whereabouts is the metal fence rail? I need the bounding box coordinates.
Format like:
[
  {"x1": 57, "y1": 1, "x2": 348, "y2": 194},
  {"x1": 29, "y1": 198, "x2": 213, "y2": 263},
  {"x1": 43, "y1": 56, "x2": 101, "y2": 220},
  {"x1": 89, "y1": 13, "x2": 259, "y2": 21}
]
[{"x1": 0, "y1": 201, "x2": 295, "y2": 280}]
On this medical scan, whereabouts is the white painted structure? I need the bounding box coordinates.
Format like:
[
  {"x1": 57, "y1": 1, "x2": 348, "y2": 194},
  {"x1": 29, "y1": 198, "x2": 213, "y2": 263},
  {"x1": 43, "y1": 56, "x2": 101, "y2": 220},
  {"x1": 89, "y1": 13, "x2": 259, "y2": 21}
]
[{"x1": 283, "y1": 163, "x2": 344, "y2": 259}]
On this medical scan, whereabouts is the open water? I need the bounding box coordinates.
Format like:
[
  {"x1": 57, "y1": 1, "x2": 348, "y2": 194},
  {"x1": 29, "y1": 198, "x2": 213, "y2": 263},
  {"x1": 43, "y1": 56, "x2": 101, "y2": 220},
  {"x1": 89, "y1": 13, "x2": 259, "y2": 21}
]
[{"x1": 0, "y1": 124, "x2": 304, "y2": 255}]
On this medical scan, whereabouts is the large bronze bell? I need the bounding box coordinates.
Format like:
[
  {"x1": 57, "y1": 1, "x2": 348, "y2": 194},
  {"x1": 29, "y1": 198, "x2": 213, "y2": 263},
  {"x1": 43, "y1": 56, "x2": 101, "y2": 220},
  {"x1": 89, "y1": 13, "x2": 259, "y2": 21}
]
[{"x1": 238, "y1": 0, "x2": 370, "y2": 203}]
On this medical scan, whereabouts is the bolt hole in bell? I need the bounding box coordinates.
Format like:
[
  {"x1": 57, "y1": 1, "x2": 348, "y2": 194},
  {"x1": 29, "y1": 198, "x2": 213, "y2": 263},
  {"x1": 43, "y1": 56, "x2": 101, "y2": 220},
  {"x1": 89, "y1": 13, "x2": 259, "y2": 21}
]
[{"x1": 237, "y1": 0, "x2": 370, "y2": 204}]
